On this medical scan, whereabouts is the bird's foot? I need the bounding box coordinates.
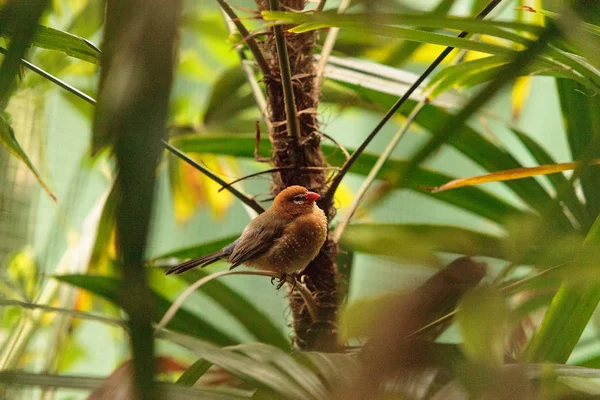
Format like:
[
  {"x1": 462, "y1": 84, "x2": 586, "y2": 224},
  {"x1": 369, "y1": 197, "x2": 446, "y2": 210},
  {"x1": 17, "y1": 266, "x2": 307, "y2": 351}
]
[{"x1": 270, "y1": 273, "x2": 299, "y2": 290}]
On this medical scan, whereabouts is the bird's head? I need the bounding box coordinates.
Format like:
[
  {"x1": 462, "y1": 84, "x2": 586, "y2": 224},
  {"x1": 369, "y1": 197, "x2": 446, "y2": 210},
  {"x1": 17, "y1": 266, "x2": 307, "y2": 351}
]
[{"x1": 273, "y1": 185, "x2": 321, "y2": 216}]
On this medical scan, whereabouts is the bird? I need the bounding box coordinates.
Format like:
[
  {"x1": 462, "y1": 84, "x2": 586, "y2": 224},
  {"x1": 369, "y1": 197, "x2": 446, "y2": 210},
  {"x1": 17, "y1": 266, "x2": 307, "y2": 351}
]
[{"x1": 165, "y1": 186, "x2": 328, "y2": 287}]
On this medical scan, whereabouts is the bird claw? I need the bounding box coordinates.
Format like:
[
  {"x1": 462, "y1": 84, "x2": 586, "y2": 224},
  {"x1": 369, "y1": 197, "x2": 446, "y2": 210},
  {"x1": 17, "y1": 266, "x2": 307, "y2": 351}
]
[{"x1": 271, "y1": 273, "x2": 299, "y2": 290}]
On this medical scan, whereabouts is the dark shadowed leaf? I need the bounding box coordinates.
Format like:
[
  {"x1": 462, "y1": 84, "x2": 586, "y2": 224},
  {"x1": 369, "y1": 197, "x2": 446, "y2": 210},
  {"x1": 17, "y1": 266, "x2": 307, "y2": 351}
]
[
  {"x1": 177, "y1": 358, "x2": 212, "y2": 386},
  {"x1": 55, "y1": 274, "x2": 237, "y2": 346},
  {"x1": 159, "y1": 331, "x2": 323, "y2": 400}
]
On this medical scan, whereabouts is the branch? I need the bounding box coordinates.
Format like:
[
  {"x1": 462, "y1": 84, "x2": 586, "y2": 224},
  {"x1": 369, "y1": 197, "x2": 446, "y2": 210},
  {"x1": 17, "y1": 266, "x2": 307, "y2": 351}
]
[
  {"x1": 269, "y1": 0, "x2": 302, "y2": 149},
  {"x1": 155, "y1": 270, "x2": 320, "y2": 335},
  {"x1": 162, "y1": 139, "x2": 266, "y2": 214},
  {"x1": 215, "y1": 0, "x2": 270, "y2": 77},
  {"x1": 321, "y1": 0, "x2": 504, "y2": 207}
]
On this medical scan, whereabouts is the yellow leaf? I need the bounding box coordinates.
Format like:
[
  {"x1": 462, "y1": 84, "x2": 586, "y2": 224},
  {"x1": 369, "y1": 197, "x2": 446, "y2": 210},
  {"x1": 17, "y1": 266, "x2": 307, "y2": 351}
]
[
  {"x1": 511, "y1": 76, "x2": 532, "y2": 121},
  {"x1": 171, "y1": 153, "x2": 235, "y2": 222},
  {"x1": 426, "y1": 160, "x2": 600, "y2": 193},
  {"x1": 199, "y1": 155, "x2": 234, "y2": 219},
  {"x1": 333, "y1": 181, "x2": 354, "y2": 212},
  {"x1": 6, "y1": 246, "x2": 37, "y2": 298}
]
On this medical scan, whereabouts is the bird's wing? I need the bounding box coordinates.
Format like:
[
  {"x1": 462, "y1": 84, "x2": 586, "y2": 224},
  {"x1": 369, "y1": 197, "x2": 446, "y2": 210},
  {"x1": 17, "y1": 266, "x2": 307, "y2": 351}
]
[{"x1": 228, "y1": 213, "x2": 287, "y2": 269}]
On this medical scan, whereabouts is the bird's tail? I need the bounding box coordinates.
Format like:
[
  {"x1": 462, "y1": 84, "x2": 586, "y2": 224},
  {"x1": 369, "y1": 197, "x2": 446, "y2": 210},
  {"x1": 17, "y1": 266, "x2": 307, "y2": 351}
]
[{"x1": 165, "y1": 241, "x2": 237, "y2": 275}]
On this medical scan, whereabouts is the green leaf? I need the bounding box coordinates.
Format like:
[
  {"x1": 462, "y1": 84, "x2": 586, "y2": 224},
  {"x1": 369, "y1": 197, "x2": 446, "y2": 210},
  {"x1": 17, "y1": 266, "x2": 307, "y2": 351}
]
[
  {"x1": 55, "y1": 274, "x2": 237, "y2": 347},
  {"x1": 152, "y1": 235, "x2": 239, "y2": 261},
  {"x1": 457, "y1": 286, "x2": 508, "y2": 365},
  {"x1": 159, "y1": 331, "x2": 323, "y2": 400},
  {"x1": 171, "y1": 135, "x2": 525, "y2": 225},
  {"x1": 340, "y1": 224, "x2": 505, "y2": 262},
  {"x1": 0, "y1": 371, "x2": 249, "y2": 399},
  {"x1": 0, "y1": 25, "x2": 101, "y2": 64},
  {"x1": 427, "y1": 55, "x2": 596, "y2": 98},
  {"x1": 0, "y1": 113, "x2": 56, "y2": 201},
  {"x1": 177, "y1": 358, "x2": 212, "y2": 386},
  {"x1": 263, "y1": 12, "x2": 542, "y2": 44},
  {"x1": 0, "y1": 0, "x2": 50, "y2": 109},
  {"x1": 525, "y1": 223, "x2": 600, "y2": 363},
  {"x1": 204, "y1": 67, "x2": 253, "y2": 125},
  {"x1": 556, "y1": 78, "x2": 600, "y2": 218}
]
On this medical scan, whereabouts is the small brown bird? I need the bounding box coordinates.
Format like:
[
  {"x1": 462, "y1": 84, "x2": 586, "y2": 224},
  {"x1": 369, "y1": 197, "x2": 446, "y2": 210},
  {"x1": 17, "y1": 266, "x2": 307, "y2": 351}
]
[{"x1": 166, "y1": 186, "x2": 328, "y2": 284}]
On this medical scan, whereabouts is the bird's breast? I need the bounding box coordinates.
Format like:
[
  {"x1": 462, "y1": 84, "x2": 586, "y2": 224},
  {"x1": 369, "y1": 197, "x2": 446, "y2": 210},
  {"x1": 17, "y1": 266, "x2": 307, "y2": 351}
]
[{"x1": 252, "y1": 208, "x2": 328, "y2": 274}]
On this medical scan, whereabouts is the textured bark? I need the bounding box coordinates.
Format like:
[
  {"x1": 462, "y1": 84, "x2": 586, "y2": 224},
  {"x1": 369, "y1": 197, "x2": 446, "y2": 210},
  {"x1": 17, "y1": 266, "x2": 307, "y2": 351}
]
[{"x1": 255, "y1": 0, "x2": 340, "y2": 351}]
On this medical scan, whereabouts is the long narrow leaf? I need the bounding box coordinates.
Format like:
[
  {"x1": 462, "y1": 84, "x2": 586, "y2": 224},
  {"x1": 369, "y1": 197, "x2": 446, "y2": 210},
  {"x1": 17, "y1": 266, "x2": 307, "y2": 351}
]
[
  {"x1": 55, "y1": 275, "x2": 237, "y2": 346},
  {"x1": 341, "y1": 224, "x2": 505, "y2": 262},
  {"x1": 0, "y1": 24, "x2": 101, "y2": 64},
  {"x1": 0, "y1": 113, "x2": 56, "y2": 201},
  {"x1": 172, "y1": 135, "x2": 526, "y2": 225},
  {"x1": 556, "y1": 79, "x2": 600, "y2": 218},
  {"x1": 160, "y1": 331, "x2": 322, "y2": 400}
]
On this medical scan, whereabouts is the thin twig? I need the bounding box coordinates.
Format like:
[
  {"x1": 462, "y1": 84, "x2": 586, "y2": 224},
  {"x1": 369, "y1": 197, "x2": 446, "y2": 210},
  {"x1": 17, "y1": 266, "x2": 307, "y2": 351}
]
[
  {"x1": 332, "y1": 100, "x2": 426, "y2": 242},
  {"x1": 0, "y1": 46, "x2": 97, "y2": 106},
  {"x1": 321, "y1": 132, "x2": 350, "y2": 161},
  {"x1": 215, "y1": 0, "x2": 270, "y2": 77},
  {"x1": 154, "y1": 270, "x2": 319, "y2": 335},
  {"x1": 322, "y1": 0, "x2": 504, "y2": 207},
  {"x1": 314, "y1": 0, "x2": 351, "y2": 98},
  {"x1": 162, "y1": 139, "x2": 265, "y2": 214},
  {"x1": 218, "y1": 166, "x2": 340, "y2": 192},
  {"x1": 269, "y1": 0, "x2": 302, "y2": 150}
]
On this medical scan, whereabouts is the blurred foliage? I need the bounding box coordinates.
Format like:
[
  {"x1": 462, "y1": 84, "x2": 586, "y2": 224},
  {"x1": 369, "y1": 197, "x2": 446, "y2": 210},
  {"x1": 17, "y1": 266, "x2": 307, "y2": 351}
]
[{"x1": 1, "y1": 0, "x2": 600, "y2": 399}]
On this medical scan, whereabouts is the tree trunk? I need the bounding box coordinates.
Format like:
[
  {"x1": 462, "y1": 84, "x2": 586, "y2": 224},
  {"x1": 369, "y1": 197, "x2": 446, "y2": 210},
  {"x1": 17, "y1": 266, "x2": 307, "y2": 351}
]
[{"x1": 255, "y1": 0, "x2": 340, "y2": 351}]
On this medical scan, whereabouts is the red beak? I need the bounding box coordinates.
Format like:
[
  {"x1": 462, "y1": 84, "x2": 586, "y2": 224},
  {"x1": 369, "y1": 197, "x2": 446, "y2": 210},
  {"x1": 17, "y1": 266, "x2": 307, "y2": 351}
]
[{"x1": 305, "y1": 191, "x2": 320, "y2": 202}]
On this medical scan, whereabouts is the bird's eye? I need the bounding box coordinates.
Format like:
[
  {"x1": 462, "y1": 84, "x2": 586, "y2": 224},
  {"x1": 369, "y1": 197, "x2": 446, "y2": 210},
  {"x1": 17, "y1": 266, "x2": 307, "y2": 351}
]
[{"x1": 292, "y1": 194, "x2": 305, "y2": 205}]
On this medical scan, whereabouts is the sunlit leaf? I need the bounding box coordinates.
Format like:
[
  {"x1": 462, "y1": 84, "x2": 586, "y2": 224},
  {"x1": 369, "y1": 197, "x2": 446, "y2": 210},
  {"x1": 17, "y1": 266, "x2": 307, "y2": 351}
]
[
  {"x1": 0, "y1": 113, "x2": 56, "y2": 201},
  {"x1": 5, "y1": 247, "x2": 37, "y2": 300},
  {"x1": 425, "y1": 160, "x2": 600, "y2": 193},
  {"x1": 512, "y1": 76, "x2": 531, "y2": 121},
  {"x1": 0, "y1": 25, "x2": 101, "y2": 64}
]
